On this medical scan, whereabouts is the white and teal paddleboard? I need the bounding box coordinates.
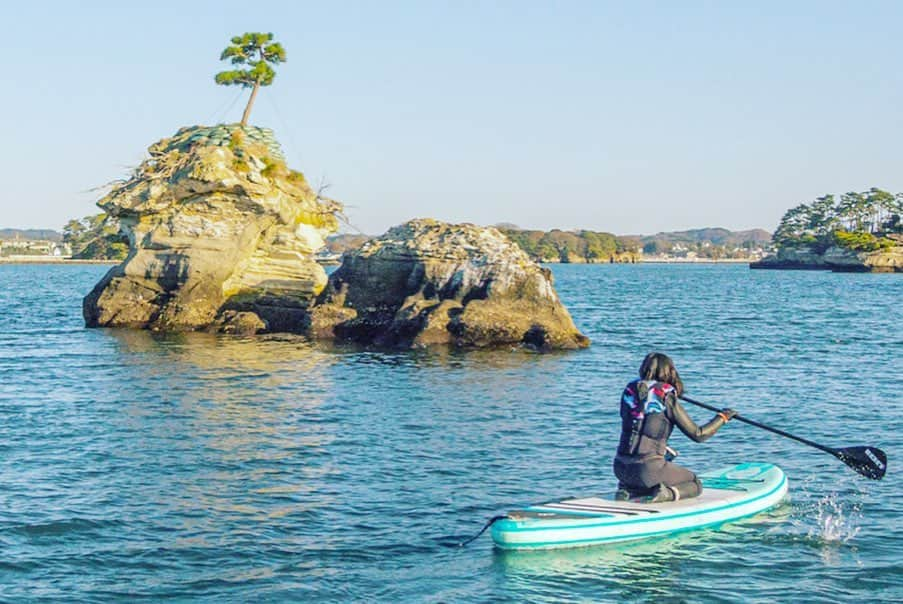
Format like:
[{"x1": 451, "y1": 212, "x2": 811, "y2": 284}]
[{"x1": 491, "y1": 462, "x2": 787, "y2": 550}]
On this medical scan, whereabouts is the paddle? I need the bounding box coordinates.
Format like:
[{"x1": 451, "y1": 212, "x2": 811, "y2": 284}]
[{"x1": 679, "y1": 395, "x2": 887, "y2": 480}]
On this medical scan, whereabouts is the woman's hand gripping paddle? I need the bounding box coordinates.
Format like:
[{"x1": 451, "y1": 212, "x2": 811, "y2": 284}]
[{"x1": 679, "y1": 395, "x2": 887, "y2": 480}]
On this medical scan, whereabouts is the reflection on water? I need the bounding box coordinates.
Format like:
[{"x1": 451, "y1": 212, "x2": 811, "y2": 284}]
[
  {"x1": 107, "y1": 329, "x2": 336, "y2": 375},
  {"x1": 491, "y1": 530, "x2": 748, "y2": 602},
  {"x1": 41, "y1": 327, "x2": 347, "y2": 571}
]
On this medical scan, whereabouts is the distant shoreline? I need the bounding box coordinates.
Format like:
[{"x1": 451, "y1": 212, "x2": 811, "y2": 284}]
[
  {"x1": 0, "y1": 257, "x2": 119, "y2": 265},
  {"x1": 0, "y1": 256, "x2": 761, "y2": 266},
  {"x1": 542, "y1": 257, "x2": 759, "y2": 265},
  {"x1": 638, "y1": 258, "x2": 756, "y2": 264}
]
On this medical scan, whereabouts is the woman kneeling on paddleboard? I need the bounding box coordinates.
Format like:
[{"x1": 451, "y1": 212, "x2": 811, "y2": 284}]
[{"x1": 614, "y1": 352, "x2": 737, "y2": 503}]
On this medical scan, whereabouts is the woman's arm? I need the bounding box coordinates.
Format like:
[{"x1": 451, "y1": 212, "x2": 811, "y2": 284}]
[{"x1": 668, "y1": 397, "x2": 727, "y2": 443}]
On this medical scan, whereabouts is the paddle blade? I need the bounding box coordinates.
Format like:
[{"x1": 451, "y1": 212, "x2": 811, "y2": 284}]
[{"x1": 834, "y1": 446, "x2": 887, "y2": 480}]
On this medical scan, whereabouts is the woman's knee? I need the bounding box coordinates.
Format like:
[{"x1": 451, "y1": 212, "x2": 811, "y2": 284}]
[
  {"x1": 673, "y1": 477, "x2": 703, "y2": 500},
  {"x1": 661, "y1": 462, "x2": 696, "y2": 486}
]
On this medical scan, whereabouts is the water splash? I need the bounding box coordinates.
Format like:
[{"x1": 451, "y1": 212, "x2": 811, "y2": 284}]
[{"x1": 808, "y1": 493, "x2": 861, "y2": 544}]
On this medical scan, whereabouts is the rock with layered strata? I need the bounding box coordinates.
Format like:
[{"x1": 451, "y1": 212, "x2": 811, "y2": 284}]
[
  {"x1": 823, "y1": 245, "x2": 903, "y2": 272},
  {"x1": 751, "y1": 242, "x2": 903, "y2": 272},
  {"x1": 750, "y1": 246, "x2": 829, "y2": 270},
  {"x1": 83, "y1": 124, "x2": 341, "y2": 332},
  {"x1": 310, "y1": 219, "x2": 590, "y2": 349}
]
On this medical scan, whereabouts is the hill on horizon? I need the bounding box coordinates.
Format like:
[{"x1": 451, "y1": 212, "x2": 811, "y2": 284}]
[
  {"x1": 496, "y1": 225, "x2": 771, "y2": 243},
  {"x1": 628, "y1": 227, "x2": 772, "y2": 246},
  {"x1": 492, "y1": 225, "x2": 773, "y2": 263},
  {"x1": 0, "y1": 228, "x2": 62, "y2": 241}
]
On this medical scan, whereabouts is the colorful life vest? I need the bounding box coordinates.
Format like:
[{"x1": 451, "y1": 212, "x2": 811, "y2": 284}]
[
  {"x1": 622, "y1": 379, "x2": 675, "y2": 418},
  {"x1": 619, "y1": 379, "x2": 676, "y2": 457}
]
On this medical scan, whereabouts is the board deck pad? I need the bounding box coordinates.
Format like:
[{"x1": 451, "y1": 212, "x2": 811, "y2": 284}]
[{"x1": 491, "y1": 463, "x2": 788, "y2": 550}]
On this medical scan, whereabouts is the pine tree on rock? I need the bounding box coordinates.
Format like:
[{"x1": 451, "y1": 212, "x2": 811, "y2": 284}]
[{"x1": 215, "y1": 32, "x2": 286, "y2": 127}]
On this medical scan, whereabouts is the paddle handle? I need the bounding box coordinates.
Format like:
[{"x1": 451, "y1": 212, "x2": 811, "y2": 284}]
[{"x1": 679, "y1": 395, "x2": 838, "y2": 457}]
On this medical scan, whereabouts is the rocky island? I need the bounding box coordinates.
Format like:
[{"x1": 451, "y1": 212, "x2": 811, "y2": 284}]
[
  {"x1": 84, "y1": 126, "x2": 588, "y2": 350},
  {"x1": 311, "y1": 219, "x2": 589, "y2": 349},
  {"x1": 750, "y1": 238, "x2": 903, "y2": 272},
  {"x1": 83, "y1": 124, "x2": 342, "y2": 333},
  {"x1": 751, "y1": 189, "x2": 903, "y2": 273}
]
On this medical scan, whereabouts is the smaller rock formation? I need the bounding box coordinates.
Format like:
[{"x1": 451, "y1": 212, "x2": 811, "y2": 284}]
[
  {"x1": 83, "y1": 124, "x2": 342, "y2": 332},
  {"x1": 750, "y1": 247, "x2": 830, "y2": 270},
  {"x1": 310, "y1": 219, "x2": 590, "y2": 350},
  {"x1": 822, "y1": 244, "x2": 903, "y2": 272},
  {"x1": 751, "y1": 242, "x2": 903, "y2": 272}
]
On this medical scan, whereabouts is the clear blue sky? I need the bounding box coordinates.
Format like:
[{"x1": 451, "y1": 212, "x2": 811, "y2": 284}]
[{"x1": 3, "y1": 1, "x2": 901, "y2": 235}]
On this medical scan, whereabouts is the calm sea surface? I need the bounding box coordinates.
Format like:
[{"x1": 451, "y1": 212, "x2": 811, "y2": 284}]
[{"x1": 0, "y1": 263, "x2": 900, "y2": 603}]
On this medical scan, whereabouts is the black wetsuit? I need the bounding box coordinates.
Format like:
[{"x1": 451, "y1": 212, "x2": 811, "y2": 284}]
[{"x1": 613, "y1": 380, "x2": 726, "y2": 500}]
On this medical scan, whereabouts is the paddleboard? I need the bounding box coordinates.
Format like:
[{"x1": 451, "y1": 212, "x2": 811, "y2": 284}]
[{"x1": 490, "y1": 462, "x2": 787, "y2": 550}]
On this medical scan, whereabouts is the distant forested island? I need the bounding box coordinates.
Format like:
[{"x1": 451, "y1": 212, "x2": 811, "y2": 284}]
[
  {"x1": 61, "y1": 215, "x2": 129, "y2": 260},
  {"x1": 497, "y1": 226, "x2": 770, "y2": 263},
  {"x1": 320, "y1": 226, "x2": 770, "y2": 264},
  {"x1": 0, "y1": 216, "x2": 127, "y2": 260},
  {"x1": 753, "y1": 187, "x2": 903, "y2": 272}
]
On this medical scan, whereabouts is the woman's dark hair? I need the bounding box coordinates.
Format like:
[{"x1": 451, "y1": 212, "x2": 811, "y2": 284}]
[{"x1": 639, "y1": 352, "x2": 684, "y2": 396}]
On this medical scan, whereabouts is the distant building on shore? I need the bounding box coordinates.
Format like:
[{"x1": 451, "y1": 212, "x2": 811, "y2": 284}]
[{"x1": 0, "y1": 237, "x2": 71, "y2": 258}]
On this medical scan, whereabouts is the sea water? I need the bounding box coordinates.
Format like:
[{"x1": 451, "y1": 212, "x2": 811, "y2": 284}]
[{"x1": 0, "y1": 264, "x2": 899, "y2": 602}]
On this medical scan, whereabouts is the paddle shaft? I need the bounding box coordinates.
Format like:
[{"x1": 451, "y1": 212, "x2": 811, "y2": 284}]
[{"x1": 679, "y1": 395, "x2": 838, "y2": 457}]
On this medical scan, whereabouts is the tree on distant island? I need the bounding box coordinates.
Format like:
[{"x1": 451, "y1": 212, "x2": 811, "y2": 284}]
[
  {"x1": 63, "y1": 213, "x2": 128, "y2": 260},
  {"x1": 215, "y1": 32, "x2": 286, "y2": 127},
  {"x1": 772, "y1": 188, "x2": 903, "y2": 252},
  {"x1": 498, "y1": 228, "x2": 643, "y2": 262},
  {"x1": 494, "y1": 227, "x2": 768, "y2": 262}
]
